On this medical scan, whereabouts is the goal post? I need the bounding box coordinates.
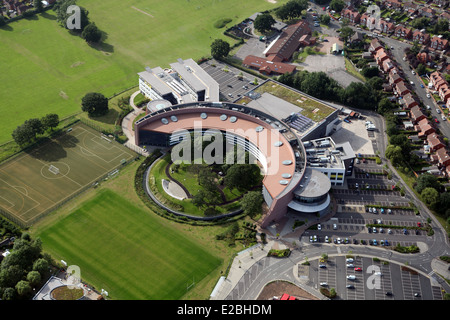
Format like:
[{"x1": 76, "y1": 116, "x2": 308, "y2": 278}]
[{"x1": 48, "y1": 165, "x2": 60, "y2": 175}]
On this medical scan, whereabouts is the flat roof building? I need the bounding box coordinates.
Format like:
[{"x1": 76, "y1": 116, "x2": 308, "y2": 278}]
[{"x1": 138, "y1": 58, "x2": 219, "y2": 105}]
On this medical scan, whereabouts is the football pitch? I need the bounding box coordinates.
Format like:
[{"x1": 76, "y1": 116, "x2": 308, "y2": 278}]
[
  {"x1": 37, "y1": 189, "x2": 222, "y2": 300},
  {"x1": 0, "y1": 123, "x2": 136, "y2": 226},
  {"x1": 0, "y1": 0, "x2": 285, "y2": 143}
]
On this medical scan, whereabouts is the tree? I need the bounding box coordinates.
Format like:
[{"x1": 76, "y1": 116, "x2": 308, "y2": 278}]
[
  {"x1": 320, "y1": 14, "x2": 331, "y2": 25},
  {"x1": 275, "y1": 0, "x2": 308, "y2": 20},
  {"x1": 339, "y1": 26, "x2": 355, "y2": 43},
  {"x1": 41, "y1": 114, "x2": 59, "y2": 131},
  {"x1": 33, "y1": 258, "x2": 49, "y2": 276},
  {"x1": 361, "y1": 66, "x2": 379, "y2": 78},
  {"x1": 416, "y1": 63, "x2": 427, "y2": 76},
  {"x1": 254, "y1": 13, "x2": 275, "y2": 34},
  {"x1": 15, "y1": 280, "x2": 32, "y2": 297},
  {"x1": 33, "y1": 0, "x2": 43, "y2": 13},
  {"x1": 210, "y1": 39, "x2": 230, "y2": 60},
  {"x1": 55, "y1": 0, "x2": 90, "y2": 32},
  {"x1": 25, "y1": 118, "x2": 44, "y2": 137},
  {"x1": 330, "y1": 0, "x2": 345, "y2": 12},
  {"x1": 421, "y1": 187, "x2": 439, "y2": 208},
  {"x1": 415, "y1": 173, "x2": 440, "y2": 194},
  {"x1": 225, "y1": 164, "x2": 261, "y2": 191},
  {"x1": 27, "y1": 271, "x2": 41, "y2": 287},
  {"x1": 0, "y1": 15, "x2": 6, "y2": 27},
  {"x1": 81, "y1": 92, "x2": 109, "y2": 116},
  {"x1": 240, "y1": 191, "x2": 263, "y2": 217},
  {"x1": 81, "y1": 22, "x2": 102, "y2": 43},
  {"x1": 385, "y1": 145, "x2": 403, "y2": 167},
  {"x1": 12, "y1": 124, "x2": 35, "y2": 146}
]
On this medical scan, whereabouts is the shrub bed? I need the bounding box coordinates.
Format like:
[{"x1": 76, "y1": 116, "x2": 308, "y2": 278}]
[{"x1": 267, "y1": 249, "x2": 291, "y2": 258}]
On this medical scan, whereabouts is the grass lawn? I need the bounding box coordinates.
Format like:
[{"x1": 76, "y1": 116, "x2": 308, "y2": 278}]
[
  {"x1": 0, "y1": 0, "x2": 286, "y2": 144},
  {"x1": 36, "y1": 188, "x2": 223, "y2": 300}
]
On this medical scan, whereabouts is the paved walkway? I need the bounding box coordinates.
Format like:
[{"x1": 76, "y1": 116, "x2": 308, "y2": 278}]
[{"x1": 121, "y1": 90, "x2": 149, "y2": 156}]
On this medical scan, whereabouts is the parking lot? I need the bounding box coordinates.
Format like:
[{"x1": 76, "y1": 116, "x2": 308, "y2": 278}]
[
  {"x1": 201, "y1": 59, "x2": 259, "y2": 102},
  {"x1": 308, "y1": 256, "x2": 443, "y2": 300}
]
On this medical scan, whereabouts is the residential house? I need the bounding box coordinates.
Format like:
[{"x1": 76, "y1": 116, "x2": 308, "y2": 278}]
[
  {"x1": 417, "y1": 52, "x2": 431, "y2": 64},
  {"x1": 395, "y1": 81, "x2": 410, "y2": 96},
  {"x1": 410, "y1": 106, "x2": 426, "y2": 123},
  {"x1": 394, "y1": 25, "x2": 412, "y2": 39},
  {"x1": 430, "y1": 36, "x2": 449, "y2": 51},
  {"x1": 415, "y1": 118, "x2": 435, "y2": 137},
  {"x1": 430, "y1": 71, "x2": 447, "y2": 91},
  {"x1": 412, "y1": 29, "x2": 430, "y2": 45},
  {"x1": 433, "y1": 0, "x2": 448, "y2": 8},
  {"x1": 389, "y1": 69, "x2": 403, "y2": 85},
  {"x1": 374, "y1": 49, "x2": 389, "y2": 65},
  {"x1": 382, "y1": 0, "x2": 403, "y2": 10},
  {"x1": 403, "y1": 2, "x2": 418, "y2": 16},
  {"x1": 402, "y1": 92, "x2": 419, "y2": 109},
  {"x1": 427, "y1": 133, "x2": 445, "y2": 151},
  {"x1": 350, "y1": 32, "x2": 364, "y2": 45},
  {"x1": 418, "y1": 6, "x2": 435, "y2": 18},
  {"x1": 436, "y1": 147, "x2": 450, "y2": 167},
  {"x1": 378, "y1": 19, "x2": 396, "y2": 34},
  {"x1": 382, "y1": 59, "x2": 395, "y2": 73},
  {"x1": 438, "y1": 84, "x2": 450, "y2": 103},
  {"x1": 369, "y1": 39, "x2": 383, "y2": 53},
  {"x1": 341, "y1": 8, "x2": 361, "y2": 24}
]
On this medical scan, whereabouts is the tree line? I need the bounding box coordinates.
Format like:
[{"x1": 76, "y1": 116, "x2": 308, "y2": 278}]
[
  {"x1": 277, "y1": 70, "x2": 381, "y2": 110},
  {"x1": 54, "y1": 0, "x2": 103, "y2": 44},
  {"x1": 12, "y1": 114, "x2": 59, "y2": 147},
  {"x1": 0, "y1": 234, "x2": 54, "y2": 300}
]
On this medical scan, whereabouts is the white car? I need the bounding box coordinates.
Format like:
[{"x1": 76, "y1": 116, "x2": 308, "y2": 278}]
[
  {"x1": 346, "y1": 264, "x2": 354, "y2": 268},
  {"x1": 442, "y1": 115, "x2": 447, "y2": 121},
  {"x1": 412, "y1": 70, "x2": 416, "y2": 75},
  {"x1": 333, "y1": 224, "x2": 337, "y2": 230},
  {"x1": 426, "y1": 105, "x2": 431, "y2": 110},
  {"x1": 437, "y1": 109, "x2": 441, "y2": 114},
  {"x1": 317, "y1": 224, "x2": 322, "y2": 230},
  {"x1": 427, "y1": 93, "x2": 431, "y2": 98},
  {"x1": 346, "y1": 258, "x2": 354, "y2": 263},
  {"x1": 347, "y1": 275, "x2": 356, "y2": 280},
  {"x1": 320, "y1": 282, "x2": 328, "y2": 286}
]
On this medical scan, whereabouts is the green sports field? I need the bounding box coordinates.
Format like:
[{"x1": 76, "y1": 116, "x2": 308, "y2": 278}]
[
  {"x1": 0, "y1": 123, "x2": 135, "y2": 226},
  {"x1": 37, "y1": 189, "x2": 222, "y2": 300},
  {"x1": 0, "y1": 0, "x2": 286, "y2": 144}
]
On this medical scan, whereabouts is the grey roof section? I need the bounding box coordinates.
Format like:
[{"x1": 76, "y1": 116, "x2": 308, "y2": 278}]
[
  {"x1": 138, "y1": 68, "x2": 173, "y2": 97},
  {"x1": 246, "y1": 92, "x2": 303, "y2": 120},
  {"x1": 293, "y1": 167, "x2": 331, "y2": 198},
  {"x1": 335, "y1": 141, "x2": 356, "y2": 160},
  {"x1": 169, "y1": 58, "x2": 220, "y2": 102}
]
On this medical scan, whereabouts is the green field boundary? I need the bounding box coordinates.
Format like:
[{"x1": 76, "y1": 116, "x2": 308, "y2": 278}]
[{"x1": 0, "y1": 123, "x2": 139, "y2": 228}]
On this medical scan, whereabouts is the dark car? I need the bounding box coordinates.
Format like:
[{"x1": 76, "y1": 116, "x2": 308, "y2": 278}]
[{"x1": 386, "y1": 291, "x2": 393, "y2": 296}]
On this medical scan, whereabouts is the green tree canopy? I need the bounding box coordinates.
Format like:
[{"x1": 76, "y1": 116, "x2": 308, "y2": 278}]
[
  {"x1": 421, "y1": 187, "x2": 439, "y2": 208},
  {"x1": 41, "y1": 113, "x2": 60, "y2": 131},
  {"x1": 81, "y1": 92, "x2": 109, "y2": 116},
  {"x1": 415, "y1": 173, "x2": 440, "y2": 194},
  {"x1": 225, "y1": 164, "x2": 261, "y2": 191},
  {"x1": 330, "y1": 0, "x2": 346, "y2": 12},
  {"x1": 254, "y1": 13, "x2": 275, "y2": 34},
  {"x1": 241, "y1": 191, "x2": 264, "y2": 217},
  {"x1": 210, "y1": 39, "x2": 230, "y2": 60},
  {"x1": 81, "y1": 22, "x2": 102, "y2": 43}
]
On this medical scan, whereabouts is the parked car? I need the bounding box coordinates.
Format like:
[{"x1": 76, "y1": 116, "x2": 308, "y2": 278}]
[{"x1": 347, "y1": 275, "x2": 356, "y2": 280}]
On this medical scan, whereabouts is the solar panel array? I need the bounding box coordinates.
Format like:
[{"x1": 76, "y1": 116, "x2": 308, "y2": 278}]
[{"x1": 287, "y1": 113, "x2": 314, "y2": 132}]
